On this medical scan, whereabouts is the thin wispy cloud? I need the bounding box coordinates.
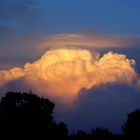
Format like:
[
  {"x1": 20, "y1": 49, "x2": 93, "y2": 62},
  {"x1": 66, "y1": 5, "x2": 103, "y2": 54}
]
[{"x1": 37, "y1": 33, "x2": 140, "y2": 50}]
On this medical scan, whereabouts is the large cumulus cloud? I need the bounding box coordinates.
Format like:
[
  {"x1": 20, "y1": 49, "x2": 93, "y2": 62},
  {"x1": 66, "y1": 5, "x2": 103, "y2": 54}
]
[{"x1": 0, "y1": 48, "x2": 139, "y2": 103}]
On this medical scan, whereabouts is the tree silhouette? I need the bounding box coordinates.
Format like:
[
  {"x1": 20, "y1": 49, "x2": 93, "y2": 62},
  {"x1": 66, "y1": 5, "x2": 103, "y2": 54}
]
[
  {"x1": 75, "y1": 130, "x2": 87, "y2": 140},
  {"x1": 89, "y1": 127, "x2": 114, "y2": 140},
  {"x1": 0, "y1": 91, "x2": 133, "y2": 140},
  {"x1": 0, "y1": 91, "x2": 68, "y2": 139},
  {"x1": 122, "y1": 109, "x2": 140, "y2": 139},
  {"x1": 53, "y1": 122, "x2": 68, "y2": 138}
]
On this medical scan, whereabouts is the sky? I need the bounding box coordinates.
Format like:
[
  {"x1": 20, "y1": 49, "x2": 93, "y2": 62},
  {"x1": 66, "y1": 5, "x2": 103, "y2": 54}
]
[{"x1": 0, "y1": 0, "x2": 140, "y2": 134}]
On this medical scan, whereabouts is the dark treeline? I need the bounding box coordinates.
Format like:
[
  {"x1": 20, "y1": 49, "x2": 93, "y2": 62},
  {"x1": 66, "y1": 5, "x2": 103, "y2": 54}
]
[{"x1": 0, "y1": 91, "x2": 140, "y2": 140}]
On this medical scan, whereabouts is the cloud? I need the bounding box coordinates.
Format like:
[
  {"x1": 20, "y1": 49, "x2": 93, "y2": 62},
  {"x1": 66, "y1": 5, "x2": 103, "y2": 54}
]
[
  {"x1": 36, "y1": 33, "x2": 140, "y2": 50},
  {"x1": 54, "y1": 83, "x2": 140, "y2": 133},
  {"x1": 0, "y1": 48, "x2": 139, "y2": 103},
  {"x1": 1, "y1": 31, "x2": 140, "y2": 70},
  {"x1": 0, "y1": 25, "x2": 14, "y2": 34},
  {"x1": 0, "y1": 67, "x2": 24, "y2": 87},
  {"x1": 0, "y1": 0, "x2": 41, "y2": 42},
  {"x1": 0, "y1": 0, "x2": 39, "y2": 23},
  {"x1": 0, "y1": 0, "x2": 46, "y2": 69}
]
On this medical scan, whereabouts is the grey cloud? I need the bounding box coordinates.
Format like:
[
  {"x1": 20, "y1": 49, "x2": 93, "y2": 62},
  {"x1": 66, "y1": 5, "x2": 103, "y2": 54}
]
[
  {"x1": 0, "y1": 25, "x2": 14, "y2": 33},
  {"x1": 54, "y1": 83, "x2": 140, "y2": 134},
  {"x1": 0, "y1": 0, "x2": 46, "y2": 69},
  {"x1": 0, "y1": 0, "x2": 43, "y2": 39}
]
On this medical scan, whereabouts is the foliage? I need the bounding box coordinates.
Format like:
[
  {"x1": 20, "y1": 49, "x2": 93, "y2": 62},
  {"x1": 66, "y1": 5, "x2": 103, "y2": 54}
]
[
  {"x1": 0, "y1": 91, "x2": 68, "y2": 139},
  {"x1": 122, "y1": 109, "x2": 140, "y2": 139}
]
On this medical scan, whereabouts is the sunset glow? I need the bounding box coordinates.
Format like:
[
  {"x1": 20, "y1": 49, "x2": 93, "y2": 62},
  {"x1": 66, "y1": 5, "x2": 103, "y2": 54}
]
[{"x1": 0, "y1": 48, "x2": 138, "y2": 103}]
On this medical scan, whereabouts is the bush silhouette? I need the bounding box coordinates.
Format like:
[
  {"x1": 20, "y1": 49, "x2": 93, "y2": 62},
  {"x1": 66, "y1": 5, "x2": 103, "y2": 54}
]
[
  {"x1": 0, "y1": 91, "x2": 68, "y2": 139},
  {"x1": 122, "y1": 109, "x2": 140, "y2": 139}
]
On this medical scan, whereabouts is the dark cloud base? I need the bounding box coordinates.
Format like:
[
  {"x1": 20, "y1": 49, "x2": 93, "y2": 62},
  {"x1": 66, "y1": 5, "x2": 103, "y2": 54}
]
[{"x1": 54, "y1": 83, "x2": 140, "y2": 134}]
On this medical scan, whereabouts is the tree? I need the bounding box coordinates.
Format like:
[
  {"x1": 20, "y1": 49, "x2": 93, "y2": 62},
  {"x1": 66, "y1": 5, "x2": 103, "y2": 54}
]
[
  {"x1": 0, "y1": 91, "x2": 68, "y2": 139},
  {"x1": 54, "y1": 122, "x2": 68, "y2": 138},
  {"x1": 89, "y1": 127, "x2": 113, "y2": 140},
  {"x1": 122, "y1": 109, "x2": 140, "y2": 139}
]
